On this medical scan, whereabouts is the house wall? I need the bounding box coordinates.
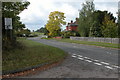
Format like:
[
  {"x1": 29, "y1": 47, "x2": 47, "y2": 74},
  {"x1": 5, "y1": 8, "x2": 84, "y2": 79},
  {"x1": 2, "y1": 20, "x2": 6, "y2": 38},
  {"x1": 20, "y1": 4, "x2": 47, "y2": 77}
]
[{"x1": 66, "y1": 26, "x2": 78, "y2": 31}]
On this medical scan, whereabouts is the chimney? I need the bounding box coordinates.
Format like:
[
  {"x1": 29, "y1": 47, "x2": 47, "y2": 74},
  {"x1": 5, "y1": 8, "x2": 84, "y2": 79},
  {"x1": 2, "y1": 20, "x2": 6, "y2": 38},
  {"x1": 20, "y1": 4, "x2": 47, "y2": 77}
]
[{"x1": 71, "y1": 20, "x2": 73, "y2": 23}]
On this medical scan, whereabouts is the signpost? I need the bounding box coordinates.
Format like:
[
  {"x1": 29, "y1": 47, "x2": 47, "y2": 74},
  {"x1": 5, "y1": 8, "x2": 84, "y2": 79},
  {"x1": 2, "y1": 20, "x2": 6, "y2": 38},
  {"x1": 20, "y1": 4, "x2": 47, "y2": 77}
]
[
  {"x1": 5, "y1": 18, "x2": 12, "y2": 29},
  {"x1": 4, "y1": 18, "x2": 13, "y2": 40}
]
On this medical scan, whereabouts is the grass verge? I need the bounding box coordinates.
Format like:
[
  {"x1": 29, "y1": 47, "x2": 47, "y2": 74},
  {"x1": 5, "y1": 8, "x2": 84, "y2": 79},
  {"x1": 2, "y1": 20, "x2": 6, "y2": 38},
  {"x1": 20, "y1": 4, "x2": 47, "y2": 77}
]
[
  {"x1": 3, "y1": 38, "x2": 67, "y2": 72},
  {"x1": 49, "y1": 38, "x2": 119, "y2": 49}
]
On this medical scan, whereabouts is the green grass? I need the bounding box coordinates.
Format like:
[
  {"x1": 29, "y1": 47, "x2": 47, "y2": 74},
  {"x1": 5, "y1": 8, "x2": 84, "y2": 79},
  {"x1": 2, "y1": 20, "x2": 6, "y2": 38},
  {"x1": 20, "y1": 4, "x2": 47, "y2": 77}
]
[
  {"x1": 50, "y1": 38, "x2": 119, "y2": 49},
  {"x1": 3, "y1": 38, "x2": 67, "y2": 72}
]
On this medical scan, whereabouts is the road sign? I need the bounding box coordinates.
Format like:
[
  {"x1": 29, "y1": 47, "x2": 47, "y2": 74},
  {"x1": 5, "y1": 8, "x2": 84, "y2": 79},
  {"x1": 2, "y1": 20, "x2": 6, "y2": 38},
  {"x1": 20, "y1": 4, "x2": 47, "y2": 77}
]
[{"x1": 5, "y1": 18, "x2": 12, "y2": 29}]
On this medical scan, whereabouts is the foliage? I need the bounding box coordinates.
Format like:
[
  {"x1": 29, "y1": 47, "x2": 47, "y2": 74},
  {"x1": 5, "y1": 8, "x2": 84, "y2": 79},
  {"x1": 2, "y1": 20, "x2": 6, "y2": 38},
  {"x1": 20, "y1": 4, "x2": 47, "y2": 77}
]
[
  {"x1": 62, "y1": 31, "x2": 80, "y2": 38},
  {"x1": 2, "y1": 1, "x2": 30, "y2": 32},
  {"x1": 78, "y1": 1, "x2": 117, "y2": 38},
  {"x1": 36, "y1": 27, "x2": 49, "y2": 35},
  {"x1": 46, "y1": 11, "x2": 66, "y2": 37},
  {"x1": 16, "y1": 28, "x2": 31, "y2": 37},
  {"x1": 118, "y1": 8, "x2": 120, "y2": 38},
  {"x1": 89, "y1": 10, "x2": 106, "y2": 37},
  {"x1": 2, "y1": 1, "x2": 30, "y2": 31},
  {"x1": 78, "y1": 1, "x2": 95, "y2": 37},
  {"x1": 101, "y1": 15, "x2": 118, "y2": 38},
  {"x1": 2, "y1": 1, "x2": 30, "y2": 50}
]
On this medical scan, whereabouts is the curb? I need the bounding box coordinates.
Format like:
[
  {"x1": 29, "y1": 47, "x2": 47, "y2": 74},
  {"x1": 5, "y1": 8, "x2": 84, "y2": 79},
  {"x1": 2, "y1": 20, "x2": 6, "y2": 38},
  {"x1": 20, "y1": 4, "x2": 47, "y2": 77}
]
[{"x1": 2, "y1": 57, "x2": 66, "y2": 78}]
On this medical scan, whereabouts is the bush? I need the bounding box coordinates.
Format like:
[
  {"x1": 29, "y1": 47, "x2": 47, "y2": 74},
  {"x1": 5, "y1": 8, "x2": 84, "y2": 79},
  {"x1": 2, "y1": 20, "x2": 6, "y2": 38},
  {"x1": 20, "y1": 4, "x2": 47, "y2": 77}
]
[{"x1": 62, "y1": 31, "x2": 80, "y2": 38}]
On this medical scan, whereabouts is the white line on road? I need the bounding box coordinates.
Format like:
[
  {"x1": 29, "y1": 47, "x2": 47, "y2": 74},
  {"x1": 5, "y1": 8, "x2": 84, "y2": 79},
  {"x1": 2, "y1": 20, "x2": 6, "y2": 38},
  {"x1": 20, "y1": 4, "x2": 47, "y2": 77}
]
[
  {"x1": 72, "y1": 55, "x2": 76, "y2": 58},
  {"x1": 71, "y1": 54, "x2": 117, "y2": 70},
  {"x1": 94, "y1": 63, "x2": 102, "y2": 66},
  {"x1": 78, "y1": 55, "x2": 83, "y2": 57},
  {"x1": 85, "y1": 60, "x2": 92, "y2": 62},
  {"x1": 84, "y1": 57, "x2": 90, "y2": 59},
  {"x1": 94, "y1": 60, "x2": 99, "y2": 62},
  {"x1": 101, "y1": 62, "x2": 109, "y2": 65},
  {"x1": 105, "y1": 66, "x2": 113, "y2": 70},
  {"x1": 112, "y1": 65, "x2": 120, "y2": 68},
  {"x1": 78, "y1": 57, "x2": 84, "y2": 60}
]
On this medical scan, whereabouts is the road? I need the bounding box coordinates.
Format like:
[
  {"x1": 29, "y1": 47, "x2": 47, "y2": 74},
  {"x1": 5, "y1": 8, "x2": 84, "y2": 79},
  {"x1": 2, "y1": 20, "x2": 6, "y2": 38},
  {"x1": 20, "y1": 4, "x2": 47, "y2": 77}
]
[{"x1": 20, "y1": 37, "x2": 119, "y2": 78}]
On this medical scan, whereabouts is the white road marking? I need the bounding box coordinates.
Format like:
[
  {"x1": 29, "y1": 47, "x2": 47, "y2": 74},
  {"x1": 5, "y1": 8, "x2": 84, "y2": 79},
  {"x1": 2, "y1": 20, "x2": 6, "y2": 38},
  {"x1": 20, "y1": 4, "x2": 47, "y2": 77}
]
[
  {"x1": 94, "y1": 63, "x2": 102, "y2": 65},
  {"x1": 94, "y1": 60, "x2": 99, "y2": 62},
  {"x1": 113, "y1": 65, "x2": 120, "y2": 68},
  {"x1": 78, "y1": 55, "x2": 83, "y2": 57},
  {"x1": 101, "y1": 62, "x2": 109, "y2": 65},
  {"x1": 78, "y1": 57, "x2": 84, "y2": 60},
  {"x1": 84, "y1": 57, "x2": 90, "y2": 59},
  {"x1": 71, "y1": 54, "x2": 116, "y2": 70},
  {"x1": 105, "y1": 66, "x2": 113, "y2": 70},
  {"x1": 85, "y1": 60, "x2": 92, "y2": 62},
  {"x1": 72, "y1": 55, "x2": 76, "y2": 58},
  {"x1": 73, "y1": 54, "x2": 76, "y2": 55}
]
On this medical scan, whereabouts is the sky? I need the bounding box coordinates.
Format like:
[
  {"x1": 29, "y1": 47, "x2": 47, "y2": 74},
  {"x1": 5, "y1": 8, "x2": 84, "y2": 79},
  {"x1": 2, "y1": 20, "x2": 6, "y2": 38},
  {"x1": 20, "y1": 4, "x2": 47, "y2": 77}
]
[{"x1": 19, "y1": 0, "x2": 119, "y2": 31}]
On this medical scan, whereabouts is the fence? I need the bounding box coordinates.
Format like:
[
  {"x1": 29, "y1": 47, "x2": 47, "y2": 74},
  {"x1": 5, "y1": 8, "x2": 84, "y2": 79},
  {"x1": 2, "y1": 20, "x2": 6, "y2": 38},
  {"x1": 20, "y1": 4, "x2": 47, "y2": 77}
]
[{"x1": 70, "y1": 37, "x2": 119, "y2": 44}]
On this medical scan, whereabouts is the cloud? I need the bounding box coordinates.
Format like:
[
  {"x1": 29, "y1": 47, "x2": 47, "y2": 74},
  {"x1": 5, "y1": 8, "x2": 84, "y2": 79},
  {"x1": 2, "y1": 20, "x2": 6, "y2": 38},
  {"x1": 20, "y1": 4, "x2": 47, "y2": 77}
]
[
  {"x1": 19, "y1": 0, "x2": 118, "y2": 31},
  {"x1": 95, "y1": 2, "x2": 118, "y2": 18}
]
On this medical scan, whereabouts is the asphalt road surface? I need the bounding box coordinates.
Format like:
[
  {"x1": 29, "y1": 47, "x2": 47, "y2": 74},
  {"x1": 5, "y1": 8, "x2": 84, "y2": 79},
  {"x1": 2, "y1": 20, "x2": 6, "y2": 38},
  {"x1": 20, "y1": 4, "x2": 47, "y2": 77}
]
[{"x1": 19, "y1": 37, "x2": 119, "y2": 78}]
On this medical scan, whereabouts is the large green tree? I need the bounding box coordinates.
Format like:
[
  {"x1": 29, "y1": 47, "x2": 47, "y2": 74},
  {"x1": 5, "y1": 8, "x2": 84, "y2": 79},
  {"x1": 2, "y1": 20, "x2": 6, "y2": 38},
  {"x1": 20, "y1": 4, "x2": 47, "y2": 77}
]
[
  {"x1": 46, "y1": 11, "x2": 66, "y2": 37},
  {"x1": 89, "y1": 10, "x2": 116, "y2": 37},
  {"x1": 2, "y1": 1, "x2": 30, "y2": 34},
  {"x1": 78, "y1": 1, "x2": 95, "y2": 37},
  {"x1": 101, "y1": 14, "x2": 118, "y2": 38},
  {"x1": 2, "y1": 1, "x2": 30, "y2": 50}
]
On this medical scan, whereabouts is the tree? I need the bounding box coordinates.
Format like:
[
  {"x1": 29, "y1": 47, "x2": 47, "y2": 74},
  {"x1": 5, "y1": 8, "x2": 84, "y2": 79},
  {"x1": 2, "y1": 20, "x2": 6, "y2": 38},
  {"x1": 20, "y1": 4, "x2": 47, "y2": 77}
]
[
  {"x1": 78, "y1": 1, "x2": 95, "y2": 37},
  {"x1": 46, "y1": 11, "x2": 66, "y2": 37},
  {"x1": 89, "y1": 10, "x2": 106, "y2": 37},
  {"x1": 16, "y1": 28, "x2": 31, "y2": 37},
  {"x1": 101, "y1": 14, "x2": 118, "y2": 38},
  {"x1": 89, "y1": 10, "x2": 116, "y2": 37},
  {"x1": 118, "y1": 3, "x2": 120, "y2": 38},
  {"x1": 36, "y1": 27, "x2": 49, "y2": 35},
  {"x1": 2, "y1": 1, "x2": 30, "y2": 33},
  {"x1": 2, "y1": 1, "x2": 30, "y2": 50}
]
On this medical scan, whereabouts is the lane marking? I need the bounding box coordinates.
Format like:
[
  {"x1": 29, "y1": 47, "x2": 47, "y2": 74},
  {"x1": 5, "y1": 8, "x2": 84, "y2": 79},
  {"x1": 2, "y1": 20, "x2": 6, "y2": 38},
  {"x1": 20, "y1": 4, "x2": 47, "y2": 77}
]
[
  {"x1": 72, "y1": 55, "x2": 76, "y2": 58},
  {"x1": 94, "y1": 63, "x2": 102, "y2": 66},
  {"x1": 78, "y1": 57, "x2": 84, "y2": 60},
  {"x1": 101, "y1": 62, "x2": 109, "y2": 65},
  {"x1": 113, "y1": 65, "x2": 120, "y2": 68},
  {"x1": 78, "y1": 55, "x2": 83, "y2": 57},
  {"x1": 94, "y1": 60, "x2": 99, "y2": 62},
  {"x1": 85, "y1": 60, "x2": 92, "y2": 62},
  {"x1": 84, "y1": 57, "x2": 90, "y2": 59},
  {"x1": 71, "y1": 54, "x2": 117, "y2": 70},
  {"x1": 72, "y1": 54, "x2": 76, "y2": 55},
  {"x1": 105, "y1": 66, "x2": 113, "y2": 70}
]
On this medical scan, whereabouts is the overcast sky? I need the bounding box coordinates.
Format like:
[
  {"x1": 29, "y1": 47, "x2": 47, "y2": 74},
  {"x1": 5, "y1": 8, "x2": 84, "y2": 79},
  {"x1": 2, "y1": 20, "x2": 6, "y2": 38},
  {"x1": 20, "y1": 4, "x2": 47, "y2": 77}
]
[{"x1": 19, "y1": 0, "x2": 119, "y2": 31}]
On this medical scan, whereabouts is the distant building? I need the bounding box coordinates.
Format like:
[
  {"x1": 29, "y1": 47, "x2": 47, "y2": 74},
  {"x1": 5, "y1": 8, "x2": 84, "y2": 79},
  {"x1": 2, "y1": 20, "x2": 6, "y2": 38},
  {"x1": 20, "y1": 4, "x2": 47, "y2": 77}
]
[{"x1": 66, "y1": 18, "x2": 78, "y2": 31}]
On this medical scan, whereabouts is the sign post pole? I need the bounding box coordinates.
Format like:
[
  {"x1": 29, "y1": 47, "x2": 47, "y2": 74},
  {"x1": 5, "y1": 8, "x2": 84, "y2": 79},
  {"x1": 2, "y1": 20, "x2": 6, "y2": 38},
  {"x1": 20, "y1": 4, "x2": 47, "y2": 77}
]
[{"x1": 5, "y1": 18, "x2": 13, "y2": 41}]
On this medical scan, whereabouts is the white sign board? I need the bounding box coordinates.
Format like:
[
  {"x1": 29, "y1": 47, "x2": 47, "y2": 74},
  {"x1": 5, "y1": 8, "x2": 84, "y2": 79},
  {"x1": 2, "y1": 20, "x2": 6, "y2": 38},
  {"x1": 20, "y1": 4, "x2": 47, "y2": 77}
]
[{"x1": 5, "y1": 18, "x2": 12, "y2": 29}]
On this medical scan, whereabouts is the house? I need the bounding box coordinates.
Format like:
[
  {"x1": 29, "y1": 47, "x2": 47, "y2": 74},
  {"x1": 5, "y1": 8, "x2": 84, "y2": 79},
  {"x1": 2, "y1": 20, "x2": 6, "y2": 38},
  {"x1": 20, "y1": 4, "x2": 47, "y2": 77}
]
[{"x1": 66, "y1": 18, "x2": 78, "y2": 31}]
